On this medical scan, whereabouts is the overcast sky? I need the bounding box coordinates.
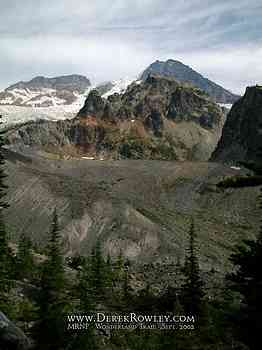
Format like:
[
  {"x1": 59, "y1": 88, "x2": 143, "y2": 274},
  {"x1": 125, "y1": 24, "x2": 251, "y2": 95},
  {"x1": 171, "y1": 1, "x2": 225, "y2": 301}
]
[{"x1": 0, "y1": 0, "x2": 261, "y2": 93}]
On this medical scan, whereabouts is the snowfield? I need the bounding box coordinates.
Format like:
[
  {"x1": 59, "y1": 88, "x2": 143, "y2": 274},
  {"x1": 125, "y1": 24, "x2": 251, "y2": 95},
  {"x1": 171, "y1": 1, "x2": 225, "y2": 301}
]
[
  {"x1": 0, "y1": 105, "x2": 77, "y2": 126},
  {"x1": 0, "y1": 78, "x2": 136, "y2": 127}
]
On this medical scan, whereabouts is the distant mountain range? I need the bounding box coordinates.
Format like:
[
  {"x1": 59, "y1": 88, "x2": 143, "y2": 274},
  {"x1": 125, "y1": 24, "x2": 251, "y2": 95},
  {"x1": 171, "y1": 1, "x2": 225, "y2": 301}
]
[
  {"x1": 0, "y1": 76, "x2": 134, "y2": 126},
  {"x1": 0, "y1": 75, "x2": 91, "y2": 107},
  {"x1": 140, "y1": 59, "x2": 240, "y2": 104},
  {"x1": 6, "y1": 75, "x2": 225, "y2": 162},
  {"x1": 0, "y1": 75, "x2": 132, "y2": 109},
  {"x1": 0, "y1": 59, "x2": 240, "y2": 111}
]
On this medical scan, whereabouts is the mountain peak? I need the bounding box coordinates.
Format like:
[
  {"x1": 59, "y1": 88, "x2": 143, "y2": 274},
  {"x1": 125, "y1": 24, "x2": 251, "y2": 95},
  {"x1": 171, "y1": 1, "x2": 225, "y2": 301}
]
[
  {"x1": 7, "y1": 74, "x2": 91, "y2": 91},
  {"x1": 0, "y1": 74, "x2": 91, "y2": 108},
  {"x1": 141, "y1": 59, "x2": 240, "y2": 104}
]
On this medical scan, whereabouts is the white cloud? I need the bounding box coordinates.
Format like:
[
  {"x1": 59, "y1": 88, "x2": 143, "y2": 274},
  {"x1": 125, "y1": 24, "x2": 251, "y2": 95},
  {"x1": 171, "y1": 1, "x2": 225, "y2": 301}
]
[
  {"x1": 0, "y1": 35, "x2": 156, "y2": 85},
  {"x1": 0, "y1": 0, "x2": 261, "y2": 92}
]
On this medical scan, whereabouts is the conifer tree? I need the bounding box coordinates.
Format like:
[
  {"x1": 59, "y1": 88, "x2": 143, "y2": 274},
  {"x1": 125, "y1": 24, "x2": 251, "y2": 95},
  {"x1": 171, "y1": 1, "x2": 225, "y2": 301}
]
[
  {"x1": 78, "y1": 256, "x2": 95, "y2": 312},
  {"x1": 34, "y1": 209, "x2": 67, "y2": 350},
  {"x1": 104, "y1": 254, "x2": 115, "y2": 308},
  {"x1": 78, "y1": 241, "x2": 111, "y2": 310},
  {"x1": 16, "y1": 233, "x2": 34, "y2": 280},
  {"x1": 112, "y1": 251, "x2": 125, "y2": 289},
  {"x1": 121, "y1": 262, "x2": 133, "y2": 311},
  {"x1": 73, "y1": 244, "x2": 107, "y2": 350},
  {"x1": 91, "y1": 240, "x2": 106, "y2": 303},
  {"x1": 181, "y1": 219, "x2": 205, "y2": 317}
]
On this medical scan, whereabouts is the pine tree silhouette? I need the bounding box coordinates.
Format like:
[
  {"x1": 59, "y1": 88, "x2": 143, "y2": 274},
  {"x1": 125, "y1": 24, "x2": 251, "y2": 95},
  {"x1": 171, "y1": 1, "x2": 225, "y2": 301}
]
[{"x1": 181, "y1": 219, "x2": 205, "y2": 317}]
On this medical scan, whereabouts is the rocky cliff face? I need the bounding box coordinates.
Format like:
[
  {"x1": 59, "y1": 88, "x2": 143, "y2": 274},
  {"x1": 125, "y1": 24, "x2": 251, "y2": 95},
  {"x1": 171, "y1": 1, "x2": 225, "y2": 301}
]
[
  {"x1": 211, "y1": 85, "x2": 262, "y2": 164},
  {"x1": 6, "y1": 75, "x2": 226, "y2": 161},
  {"x1": 71, "y1": 75, "x2": 226, "y2": 162},
  {"x1": 141, "y1": 60, "x2": 240, "y2": 104}
]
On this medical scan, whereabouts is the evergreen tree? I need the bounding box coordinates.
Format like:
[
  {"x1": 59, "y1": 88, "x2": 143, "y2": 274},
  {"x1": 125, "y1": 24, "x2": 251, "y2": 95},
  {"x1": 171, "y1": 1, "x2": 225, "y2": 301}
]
[
  {"x1": 121, "y1": 261, "x2": 133, "y2": 311},
  {"x1": 72, "y1": 243, "x2": 108, "y2": 350},
  {"x1": 77, "y1": 242, "x2": 114, "y2": 311},
  {"x1": 228, "y1": 188, "x2": 262, "y2": 350},
  {"x1": 135, "y1": 284, "x2": 158, "y2": 313},
  {"x1": 0, "y1": 117, "x2": 13, "y2": 314},
  {"x1": 78, "y1": 256, "x2": 96, "y2": 312},
  {"x1": 104, "y1": 254, "x2": 115, "y2": 309},
  {"x1": 181, "y1": 219, "x2": 205, "y2": 317},
  {"x1": 16, "y1": 233, "x2": 34, "y2": 280},
  {"x1": 34, "y1": 209, "x2": 67, "y2": 350},
  {"x1": 70, "y1": 259, "x2": 98, "y2": 350},
  {"x1": 91, "y1": 240, "x2": 106, "y2": 304}
]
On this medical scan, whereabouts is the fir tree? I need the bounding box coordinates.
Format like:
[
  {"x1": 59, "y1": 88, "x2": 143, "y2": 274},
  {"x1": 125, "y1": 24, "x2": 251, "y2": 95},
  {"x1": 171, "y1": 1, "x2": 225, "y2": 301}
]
[
  {"x1": 16, "y1": 233, "x2": 34, "y2": 280},
  {"x1": 78, "y1": 256, "x2": 96, "y2": 312},
  {"x1": 77, "y1": 241, "x2": 112, "y2": 310},
  {"x1": 34, "y1": 209, "x2": 67, "y2": 350},
  {"x1": 121, "y1": 261, "x2": 133, "y2": 311},
  {"x1": 181, "y1": 219, "x2": 205, "y2": 317},
  {"x1": 91, "y1": 240, "x2": 106, "y2": 304},
  {"x1": 73, "y1": 244, "x2": 107, "y2": 350}
]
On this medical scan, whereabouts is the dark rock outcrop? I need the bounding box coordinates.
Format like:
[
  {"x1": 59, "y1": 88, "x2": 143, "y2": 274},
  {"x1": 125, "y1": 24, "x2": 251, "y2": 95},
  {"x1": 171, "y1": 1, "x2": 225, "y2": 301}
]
[
  {"x1": 0, "y1": 311, "x2": 32, "y2": 350},
  {"x1": 78, "y1": 89, "x2": 105, "y2": 118},
  {"x1": 211, "y1": 85, "x2": 262, "y2": 164},
  {"x1": 141, "y1": 59, "x2": 240, "y2": 104}
]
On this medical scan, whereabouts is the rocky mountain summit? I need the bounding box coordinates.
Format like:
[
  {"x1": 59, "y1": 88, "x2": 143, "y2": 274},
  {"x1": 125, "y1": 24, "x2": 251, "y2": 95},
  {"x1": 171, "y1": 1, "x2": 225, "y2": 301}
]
[
  {"x1": 0, "y1": 74, "x2": 91, "y2": 107},
  {"x1": 6, "y1": 75, "x2": 226, "y2": 161},
  {"x1": 211, "y1": 85, "x2": 262, "y2": 164},
  {"x1": 141, "y1": 59, "x2": 240, "y2": 104},
  {"x1": 7, "y1": 75, "x2": 91, "y2": 92}
]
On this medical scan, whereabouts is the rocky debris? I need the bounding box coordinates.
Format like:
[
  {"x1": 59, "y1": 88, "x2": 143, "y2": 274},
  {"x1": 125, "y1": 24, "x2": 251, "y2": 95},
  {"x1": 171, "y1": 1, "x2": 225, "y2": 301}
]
[
  {"x1": 4, "y1": 154, "x2": 260, "y2": 275},
  {"x1": 211, "y1": 85, "x2": 262, "y2": 164},
  {"x1": 140, "y1": 59, "x2": 240, "y2": 104},
  {"x1": 0, "y1": 311, "x2": 32, "y2": 350}
]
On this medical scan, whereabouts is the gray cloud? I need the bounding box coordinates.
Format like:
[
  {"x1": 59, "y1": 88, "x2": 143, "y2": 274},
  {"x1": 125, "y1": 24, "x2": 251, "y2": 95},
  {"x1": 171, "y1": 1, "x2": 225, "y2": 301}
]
[{"x1": 0, "y1": 0, "x2": 261, "y2": 93}]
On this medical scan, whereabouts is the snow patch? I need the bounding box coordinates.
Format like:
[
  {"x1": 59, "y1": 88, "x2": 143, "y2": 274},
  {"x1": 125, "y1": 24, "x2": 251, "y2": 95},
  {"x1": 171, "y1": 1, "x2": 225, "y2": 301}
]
[
  {"x1": 218, "y1": 103, "x2": 233, "y2": 110},
  {"x1": 230, "y1": 166, "x2": 241, "y2": 171},
  {"x1": 102, "y1": 78, "x2": 135, "y2": 99}
]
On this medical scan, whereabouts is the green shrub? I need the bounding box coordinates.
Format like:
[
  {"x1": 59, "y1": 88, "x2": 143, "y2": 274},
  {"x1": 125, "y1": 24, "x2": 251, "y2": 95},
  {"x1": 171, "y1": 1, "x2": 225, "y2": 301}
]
[{"x1": 217, "y1": 176, "x2": 262, "y2": 188}]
